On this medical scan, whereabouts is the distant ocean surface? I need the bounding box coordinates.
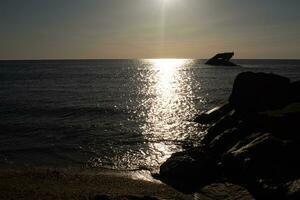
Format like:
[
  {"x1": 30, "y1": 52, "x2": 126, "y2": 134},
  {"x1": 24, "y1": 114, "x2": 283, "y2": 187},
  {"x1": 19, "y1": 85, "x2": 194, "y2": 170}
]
[{"x1": 1, "y1": 59, "x2": 300, "y2": 171}]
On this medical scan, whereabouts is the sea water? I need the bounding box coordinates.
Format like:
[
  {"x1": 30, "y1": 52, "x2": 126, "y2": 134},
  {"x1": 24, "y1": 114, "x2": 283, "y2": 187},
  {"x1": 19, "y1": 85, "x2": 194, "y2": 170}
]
[{"x1": 0, "y1": 59, "x2": 299, "y2": 171}]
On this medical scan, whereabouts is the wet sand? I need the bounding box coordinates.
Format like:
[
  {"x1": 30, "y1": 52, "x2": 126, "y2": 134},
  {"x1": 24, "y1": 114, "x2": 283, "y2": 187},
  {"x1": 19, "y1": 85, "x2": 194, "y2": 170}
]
[{"x1": 0, "y1": 166, "x2": 192, "y2": 200}]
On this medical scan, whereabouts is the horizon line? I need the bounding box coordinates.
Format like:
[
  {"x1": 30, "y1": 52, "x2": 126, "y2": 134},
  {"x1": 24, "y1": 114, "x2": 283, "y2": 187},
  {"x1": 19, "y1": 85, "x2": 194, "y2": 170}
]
[{"x1": 1, "y1": 57, "x2": 300, "y2": 61}]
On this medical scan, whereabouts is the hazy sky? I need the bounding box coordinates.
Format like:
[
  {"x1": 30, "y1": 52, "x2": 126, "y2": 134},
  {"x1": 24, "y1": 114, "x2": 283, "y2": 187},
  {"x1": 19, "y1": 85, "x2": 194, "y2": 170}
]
[{"x1": 0, "y1": 0, "x2": 300, "y2": 59}]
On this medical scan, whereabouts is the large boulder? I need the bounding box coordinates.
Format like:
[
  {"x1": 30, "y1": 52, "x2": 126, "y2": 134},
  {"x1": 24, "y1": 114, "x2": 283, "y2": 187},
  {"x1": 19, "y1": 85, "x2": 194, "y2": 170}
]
[
  {"x1": 221, "y1": 132, "x2": 300, "y2": 199},
  {"x1": 289, "y1": 81, "x2": 300, "y2": 103},
  {"x1": 194, "y1": 103, "x2": 233, "y2": 124},
  {"x1": 157, "y1": 72, "x2": 299, "y2": 199},
  {"x1": 94, "y1": 195, "x2": 160, "y2": 200},
  {"x1": 286, "y1": 179, "x2": 300, "y2": 200},
  {"x1": 202, "y1": 110, "x2": 240, "y2": 145},
  {"x1": 257, "y1": 103, "x2": 300, "y2": 140},
  {"x1": 222, "y1": 133, "x2": 300, "y2": 180},
  {"x1": 194, "y1": 182, "x2": 253, "y2": 200},
  {"x1": 208, "y1": 128, "x2": 245, "y2": 156},
  {"x1": 229, "y1": 72, "x2": 290, "y2": 113},
  {"x1": 156, "y1": 147, "x2": 221, "y2": 194}
]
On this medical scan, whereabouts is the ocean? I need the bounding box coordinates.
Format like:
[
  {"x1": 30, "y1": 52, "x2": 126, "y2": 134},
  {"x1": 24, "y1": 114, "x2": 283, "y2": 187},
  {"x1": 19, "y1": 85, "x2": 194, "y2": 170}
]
[{"x1": 1, "y1": 59, "x2": 300, "y2": 172}]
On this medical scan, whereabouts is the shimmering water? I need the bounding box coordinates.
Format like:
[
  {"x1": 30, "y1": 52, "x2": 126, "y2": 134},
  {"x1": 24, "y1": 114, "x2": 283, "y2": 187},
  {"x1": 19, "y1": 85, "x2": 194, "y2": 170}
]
[{"x1": 0, "y1": 59, "x2": 300, "y2": 171}]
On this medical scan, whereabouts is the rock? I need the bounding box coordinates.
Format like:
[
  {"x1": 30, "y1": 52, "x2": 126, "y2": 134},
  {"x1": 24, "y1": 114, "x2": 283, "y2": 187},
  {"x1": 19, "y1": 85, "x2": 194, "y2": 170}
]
[
  {"x1": 121, "y1": 196, "x2": 159, "y2": 200},
  {"x1": 157, "y1": 72, "x2": 299, "y2": 199},
  {"x1": 208, "y1": 128, "x2": 245, "y2": 156},
  {"x1": 194, "y1": 182, "x2": 253, "y2": 200},
  {"x1": 94, "y1": 195, "x2": 160, "y2": 200},
  {"x1": 222, "y1": 133, "x2": 299, "y2": 179},
  {"x1": 194, "y1": 103, "x2": 233, "y2": 124},
  {"x1": 221, "y1": 132, "x2": 300, "y2": 199},
  {"x1": 229, "y1": 72, "x2": 290, "y2": 113},
  {"x1": 94, "y1": 195, "x2": 110, "y2": 200},
  {"x1": 205, "y1": 52, "x2": 238, "y2": 66},
  {"x1": 202, "y1": 110, "x2": 240, "y2": 145},
  {"x1": 257, "y1": 103, "x2": 300, "y2": 140},
  {"x1": 289, "y1": 81, "x2": 300, "y2": 103},
  {"x1": 286, "y1": 179, "x2": 300, "y2": 200},
  {"x1": 245, "y1": 179, "x2": 287, "y2": 200},
  {"x1": 157, "y1": 147, "x2": 221, "y2": 194},
  {"x1": 221, "y1": 133, "x2": 300, "y2": 199}
]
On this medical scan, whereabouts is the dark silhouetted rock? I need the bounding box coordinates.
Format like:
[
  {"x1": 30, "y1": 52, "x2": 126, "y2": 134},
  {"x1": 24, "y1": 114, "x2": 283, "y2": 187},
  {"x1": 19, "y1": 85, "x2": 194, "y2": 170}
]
[
  {"x1": 94, "y1": 195, "x2": 110, "y2": 200},
  {"x1": 94, "y1": 195, "x2": 160, "y2": 200},
  {"x1": 286, "y1": 179, "x2": 300, "y2": 200},
  {"x1": 202, "y1": 110, "x2": 240, "y2": 145},
  {"x1": 157, "y1": 147, "x2": 220, "y2": 193},
  {"x1": 222, "y1": 133, "x2": 299, "y2": 179},
  {"x1": 222, "y1": 133, "x2": 300, "y2": 197},
  {"x1": 156, "y1": 71, "x2": 300, "y2": 199},
  {"x1": 289, "y1": 80, "x2": 300, "y2": 103},
  {"x1": 245, "y1": 179, "x2": 287, "y2": 200},
  {"x1": 229, "y1": 72, "x2": 290, "y2": 113},
  {"x1": 257, "y1": 103, "x2": 300, "y2": 140},
  {"x1": 122, "y1": 196, "x2": 159, "y2": 200},
  {"x1": 221, "y1": 132, "x2": 300, "y2": 199},
  {"x1": 194, "y1": 182, "x2": 253, "y2": 200},
  {"x1": 194, "y1": 103, "x2": 233, "y2": 124},
  {"x1": 205, "y1": 52, "x2": 238, "y2": 66},
  {"x1": 208, "y1": 128, "x2": 245, "y2": 156}
]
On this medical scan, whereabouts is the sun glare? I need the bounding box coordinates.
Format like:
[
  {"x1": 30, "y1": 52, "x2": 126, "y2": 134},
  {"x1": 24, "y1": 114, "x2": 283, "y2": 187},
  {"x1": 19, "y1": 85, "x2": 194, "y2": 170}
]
[
  {"x1": 138, "y1": 58, "x2": 195, "y2": 166},
  {"x1": 150, "y1": 59, "x2": 187, "y2": 69},
  {"x1": 150, "y1": 59, "x2": 185, "y2": 95}
]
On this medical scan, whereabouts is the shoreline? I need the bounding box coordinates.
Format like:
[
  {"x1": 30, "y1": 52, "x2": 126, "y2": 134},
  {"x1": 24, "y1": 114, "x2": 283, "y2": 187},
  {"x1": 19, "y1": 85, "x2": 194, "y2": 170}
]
[{"x1": 0, "y1": 165, "x2": 192, "y2": 200}]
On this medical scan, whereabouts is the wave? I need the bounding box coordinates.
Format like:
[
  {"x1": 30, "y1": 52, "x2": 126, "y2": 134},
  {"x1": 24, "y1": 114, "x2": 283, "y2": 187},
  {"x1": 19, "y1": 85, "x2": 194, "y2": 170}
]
[{"x1": 0, "y1": 105, "x2": 129, "y2": 118}]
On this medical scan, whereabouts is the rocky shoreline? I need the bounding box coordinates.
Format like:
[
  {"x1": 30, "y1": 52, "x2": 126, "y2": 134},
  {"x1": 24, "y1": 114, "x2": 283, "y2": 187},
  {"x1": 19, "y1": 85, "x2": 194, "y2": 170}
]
[{"x1": 155, "y1": 72, "x2": 300, "y2": 199}]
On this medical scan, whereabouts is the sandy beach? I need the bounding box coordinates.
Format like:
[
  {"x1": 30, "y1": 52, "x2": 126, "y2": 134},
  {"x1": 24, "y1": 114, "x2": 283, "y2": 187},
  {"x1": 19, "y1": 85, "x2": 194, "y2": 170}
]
[{"x1": 0, "y1": 166, "x2": 193, "y2": 200}]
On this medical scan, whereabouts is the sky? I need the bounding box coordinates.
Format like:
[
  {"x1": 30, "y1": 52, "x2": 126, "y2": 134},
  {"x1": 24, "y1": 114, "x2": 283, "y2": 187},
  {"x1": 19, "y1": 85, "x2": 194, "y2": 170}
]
[{"x1": 0, "y1": 0, "x2": 300, "y2": 59}]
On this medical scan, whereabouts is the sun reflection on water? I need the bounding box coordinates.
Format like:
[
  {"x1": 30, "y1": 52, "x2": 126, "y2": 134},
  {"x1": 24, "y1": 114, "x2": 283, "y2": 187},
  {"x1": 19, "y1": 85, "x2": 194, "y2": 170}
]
[
  {"x1": 145, "y1": 58, "x2": 192, "y2": 127},
  {"x1": 89, "y1": 59, "x2": 202, "y2": 171},
  {"x1": 151, "y1": 59, "x2": 187, "y2": 99},
  {"x1": 140, "y1": 59, "x2": 198, "y2": 166}
]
